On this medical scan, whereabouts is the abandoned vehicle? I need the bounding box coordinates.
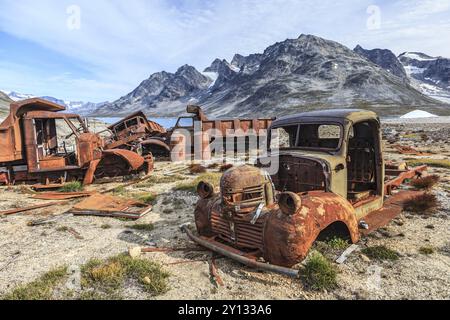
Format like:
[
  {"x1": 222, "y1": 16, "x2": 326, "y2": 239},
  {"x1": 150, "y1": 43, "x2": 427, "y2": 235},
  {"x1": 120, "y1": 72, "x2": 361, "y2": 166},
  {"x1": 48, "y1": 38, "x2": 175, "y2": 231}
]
[
  {"x1": 0, "y1": 98, "x2": 153, "y2": 186},
  {"x1": 104, "y1": 111, "x2": 169, "y2": 158},
  {"x1": 107, "y1": 105, "x2": 274, "y2": 161},
  {"x1": 186, "y1": 109, "x2": 427, "y2": 275}
]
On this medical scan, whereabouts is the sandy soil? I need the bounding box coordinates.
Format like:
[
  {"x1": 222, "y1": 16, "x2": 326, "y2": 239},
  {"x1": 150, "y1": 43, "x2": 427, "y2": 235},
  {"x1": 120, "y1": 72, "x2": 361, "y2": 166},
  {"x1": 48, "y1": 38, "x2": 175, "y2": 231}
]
[{"x1": 0, "y1": 120, "x2": 449, "y2": 300}]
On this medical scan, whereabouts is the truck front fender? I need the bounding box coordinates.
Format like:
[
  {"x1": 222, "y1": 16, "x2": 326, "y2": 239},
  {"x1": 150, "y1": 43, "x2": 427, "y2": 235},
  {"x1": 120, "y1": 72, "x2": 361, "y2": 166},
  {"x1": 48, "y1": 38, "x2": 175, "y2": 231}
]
[
  {"x1": 83, "y1": 149, "x2": 148, "y2": 185},
  {"x1": 264, "y1": 191, "x2": 359, "y2": 267}
]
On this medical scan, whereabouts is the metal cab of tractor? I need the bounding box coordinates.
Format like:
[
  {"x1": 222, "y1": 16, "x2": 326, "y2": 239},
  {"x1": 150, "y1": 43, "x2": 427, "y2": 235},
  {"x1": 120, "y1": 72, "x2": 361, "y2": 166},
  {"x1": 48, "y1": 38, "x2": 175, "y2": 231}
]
[
  {"x1": 0, "y1": 98, "x2": 153, "y2": 186},
  {"x1": 190, "y1": 109, "x2": 427, "y2": 273}
]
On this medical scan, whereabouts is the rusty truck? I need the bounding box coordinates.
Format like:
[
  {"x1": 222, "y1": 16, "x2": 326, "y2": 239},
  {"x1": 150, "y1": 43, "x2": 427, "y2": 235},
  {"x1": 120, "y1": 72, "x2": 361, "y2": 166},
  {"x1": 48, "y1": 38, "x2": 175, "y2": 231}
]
[
  {"x1": 185, "y1": 109, "x2": 428, "y2": 276},
  {"x1": 104, "y1": 111, "x2": 169, "y2": 158},
  {"x1": 0, "y1": 98, "x2": 153, "y2": 186},
  {"x1": 104, "y1": 105, "x2": 274, "y2": 161}
]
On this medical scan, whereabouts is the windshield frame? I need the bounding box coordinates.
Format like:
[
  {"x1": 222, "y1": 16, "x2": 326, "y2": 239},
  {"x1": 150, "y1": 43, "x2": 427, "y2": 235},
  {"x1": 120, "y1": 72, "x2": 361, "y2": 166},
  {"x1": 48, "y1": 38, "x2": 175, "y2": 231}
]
[{"x1": 268, "y1": 121, "x2": 345, "y2": 153}]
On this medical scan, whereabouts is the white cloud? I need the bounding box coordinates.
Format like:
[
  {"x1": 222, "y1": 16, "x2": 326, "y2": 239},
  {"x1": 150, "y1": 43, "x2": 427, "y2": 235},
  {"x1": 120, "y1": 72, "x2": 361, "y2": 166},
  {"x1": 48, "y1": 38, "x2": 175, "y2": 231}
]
[{"x1": 0, "y1": 0, "x2": 448, "y2": 102}]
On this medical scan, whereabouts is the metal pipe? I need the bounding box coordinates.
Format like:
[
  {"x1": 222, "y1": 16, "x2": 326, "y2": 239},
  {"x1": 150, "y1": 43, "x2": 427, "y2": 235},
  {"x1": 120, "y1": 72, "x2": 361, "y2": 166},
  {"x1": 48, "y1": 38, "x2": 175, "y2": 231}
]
[{"x1": 181, "y1": 225, "x2": 300, "y2": 278}]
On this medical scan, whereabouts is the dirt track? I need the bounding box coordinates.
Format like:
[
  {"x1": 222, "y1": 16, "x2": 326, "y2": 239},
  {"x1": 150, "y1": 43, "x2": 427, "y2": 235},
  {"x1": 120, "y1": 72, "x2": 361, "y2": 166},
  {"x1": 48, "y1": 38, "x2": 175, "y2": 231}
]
[{"x1": 0, "y1": 120, "x2": 449, "y2": 300}]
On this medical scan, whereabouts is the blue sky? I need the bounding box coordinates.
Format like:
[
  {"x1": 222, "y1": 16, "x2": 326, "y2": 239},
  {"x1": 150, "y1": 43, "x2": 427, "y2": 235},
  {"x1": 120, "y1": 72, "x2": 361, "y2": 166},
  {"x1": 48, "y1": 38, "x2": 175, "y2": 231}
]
[{"x1": 0, "y1": 0, "x2": 449, "y2": 102}]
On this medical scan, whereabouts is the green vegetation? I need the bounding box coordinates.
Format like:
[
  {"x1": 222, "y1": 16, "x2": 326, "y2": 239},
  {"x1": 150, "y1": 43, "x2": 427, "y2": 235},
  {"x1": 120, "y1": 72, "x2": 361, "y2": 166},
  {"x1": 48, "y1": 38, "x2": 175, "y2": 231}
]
[
  {"x1": 81, "y1": 254, "x2": 169, "y2": 297},
  {"x1": 138, "y1": 174, "x2": 186, "y2": 187},
  {"x1": 2, "y1": 267, "x2": 68, "y2": 300},
  {"x1": 403, "y1": 193, "x2": 439, "y2": 214},
  {"x1": 410, "y1": 175, "x2": 440, "y2": 190},
  {"x1": 327, "y1": 237, "x2": 349, "y2": 250},
  {"x1": 101, "y1": 224, "x2": 112, "y2": 230},
  {"x1": 112, "y1": 185, "x2": 126, "y2": 196},
  {"x1": 361, "y1": 246, "x2": 400, "y2": 261},
  {"x1": 419, "y1": 246, "x2": 435, "y2": 255},
  {"x1": 175, "y1": 172, "x2": 222, "y2": 193},
  {"x1": 301, "y1": 251, "x2": 337, "y2": 291},
  {"x1": 135, "y1": 193, "x2": 158, "y2": 205},
  {"x1": 128, "y1": 223, "x2": 155, "y2": 232},
  {"x1": 406, "y1": 158, "x2": 450, "y2": 169},
  {"x1": 59, "y1": 181, "x2": 83, "y2": 193}
]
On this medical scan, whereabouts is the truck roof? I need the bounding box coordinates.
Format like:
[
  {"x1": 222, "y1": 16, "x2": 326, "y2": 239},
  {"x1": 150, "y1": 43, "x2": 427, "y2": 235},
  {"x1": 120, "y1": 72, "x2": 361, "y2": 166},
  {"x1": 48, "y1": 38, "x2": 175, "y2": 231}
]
[{"x1": 272, "y1": 109, "x2": 379, "y2": 127}]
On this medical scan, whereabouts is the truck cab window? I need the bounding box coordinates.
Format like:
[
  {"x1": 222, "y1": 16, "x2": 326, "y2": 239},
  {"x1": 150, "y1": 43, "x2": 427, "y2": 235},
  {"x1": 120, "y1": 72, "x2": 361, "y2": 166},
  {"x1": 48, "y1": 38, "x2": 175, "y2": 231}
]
[
  {"x1": 270, "y1": 126, "x2": 298, "y2": 149},
  {"x1": 297, "y1": 124, "x2": 342, "y2": 150}
]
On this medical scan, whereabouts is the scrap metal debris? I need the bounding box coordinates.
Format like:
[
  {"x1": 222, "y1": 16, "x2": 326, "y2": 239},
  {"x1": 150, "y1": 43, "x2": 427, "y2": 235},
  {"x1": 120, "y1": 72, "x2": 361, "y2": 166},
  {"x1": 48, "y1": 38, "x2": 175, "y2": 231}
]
[
  {"x1": 209, "y1": 256, "x2": 224, "y2": 287},
  {"x1": 336, "y1": 244, "x2": 360, "y2": 264},
  {"x1": 393, "y1": 145, "x2": 431, "y2": 156},
  {"x1": 32, "y1": 191, "x2": 96, "y2": 200},
  {"x1": 0, "y1": 201, "x2": 69, "y2": 217},
  {"x1": 70, "y1": 194, "x2": 152, "y2": 219}
]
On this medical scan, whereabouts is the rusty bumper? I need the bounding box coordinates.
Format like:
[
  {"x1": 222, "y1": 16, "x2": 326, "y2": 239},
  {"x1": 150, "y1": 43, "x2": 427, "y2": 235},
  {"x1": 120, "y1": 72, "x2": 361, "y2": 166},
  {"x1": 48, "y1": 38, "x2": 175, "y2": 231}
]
[{"x1": 181, "y1": 225, "x2": 300, "y2": 278}]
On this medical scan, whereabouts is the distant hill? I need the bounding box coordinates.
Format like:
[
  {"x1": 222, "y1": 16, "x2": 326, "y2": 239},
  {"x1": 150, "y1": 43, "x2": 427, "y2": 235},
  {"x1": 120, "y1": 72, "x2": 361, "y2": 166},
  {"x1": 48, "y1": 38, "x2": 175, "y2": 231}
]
[{"x1": 1, "y1": 91, "x2": 107, "y2": 116}]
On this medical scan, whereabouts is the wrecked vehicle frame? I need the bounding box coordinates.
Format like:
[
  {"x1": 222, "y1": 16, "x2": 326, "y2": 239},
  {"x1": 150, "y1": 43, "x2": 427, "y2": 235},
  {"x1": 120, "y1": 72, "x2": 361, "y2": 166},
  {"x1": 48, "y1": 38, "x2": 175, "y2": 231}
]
[
  {"x1": 105, "y1": 105, "x2": 274, "y2": 161},
  {"x1": 188, "y1": 109, "x2": 428, "y2": 276},
  {"x1": 0, "y1": 98, "x2": 153, "y2": 186}
]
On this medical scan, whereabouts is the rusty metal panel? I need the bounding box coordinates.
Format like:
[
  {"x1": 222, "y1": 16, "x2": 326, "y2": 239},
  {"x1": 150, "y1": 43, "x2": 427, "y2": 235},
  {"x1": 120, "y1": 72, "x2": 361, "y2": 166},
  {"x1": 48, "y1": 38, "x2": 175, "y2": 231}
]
[{"x1": 70, "y1": 194, "x2": 152, "y2": 219}]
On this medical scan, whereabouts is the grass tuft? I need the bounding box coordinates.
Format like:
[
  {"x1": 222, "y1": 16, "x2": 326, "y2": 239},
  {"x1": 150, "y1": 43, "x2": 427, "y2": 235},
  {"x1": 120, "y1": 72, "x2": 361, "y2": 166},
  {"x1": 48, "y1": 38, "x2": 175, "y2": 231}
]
[
  {"x1": 301, "y1": 251, "x2": 337, "y2": 291},
  {"x1": 135, "y1": 193, "x2": 158, "y2": 205},
  {"x1": 327, "y1": 237, "x2": 349, "y2": 250},
  {"x1": 2, "y1": 266, "x2": 68, "y2": 300},
  {"x1": 59, "y1": 181, "x2": 83, "y2": 193},
  {"x1": 81, "y1": 254, "x2": 169, "y2": 296},
  {"x1": 175, "y1": 172, "x2": 222, "y2": 193},
  {"x1": 128, "y1": 223, "x2": 155, "y2": 232},
  {"x1": 361, "y1": 246, "x2": 399, "y2": 261},
  {"x1": 419, "y1": 246, "x2": 434, "y2": 255},
  {"x1": 406, "y1": 158, "x2": 450, "y2": 169},
  {"x1": 138, "y1": 175, "x2": 185, "y2": 187},
  {"x1": 410, "y1": 175, "x2": 440, "y2": 190},
  {"x1": 403, "y1": 193, "x2": 439, "y2": 214},
  {"x1": 101, "y1": 224, "x2": 112, "y2": 230},
  {"x1": 112, "y1": 186, "x2": 126, "y2": 196}
]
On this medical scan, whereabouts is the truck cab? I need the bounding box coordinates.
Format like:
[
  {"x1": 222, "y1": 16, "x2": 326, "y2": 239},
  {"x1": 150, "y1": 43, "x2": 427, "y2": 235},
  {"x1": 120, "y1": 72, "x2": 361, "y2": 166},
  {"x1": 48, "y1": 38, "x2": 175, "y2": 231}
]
[{"x1": 265, "y1": 109, "x2": 384, "y2": 219}]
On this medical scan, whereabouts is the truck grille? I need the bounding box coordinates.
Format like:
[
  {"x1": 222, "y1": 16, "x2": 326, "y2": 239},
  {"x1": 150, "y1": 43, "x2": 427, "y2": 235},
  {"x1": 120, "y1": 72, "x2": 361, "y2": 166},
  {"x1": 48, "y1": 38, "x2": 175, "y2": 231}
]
[{"x1": 210, "y1": 211, "x2": 266, "y2": 251}]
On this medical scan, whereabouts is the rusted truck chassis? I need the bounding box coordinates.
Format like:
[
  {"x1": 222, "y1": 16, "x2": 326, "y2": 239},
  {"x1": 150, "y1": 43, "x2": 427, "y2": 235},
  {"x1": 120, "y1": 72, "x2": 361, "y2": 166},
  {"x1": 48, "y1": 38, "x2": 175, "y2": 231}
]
[
  {"x1": 105, "y1": 106, "x2": 274, "y2": 161},
  {"x1": 188, "y1": 109, "x2": 428, "y2": 276},
  {"x1": 104, "y1": 111, "x2": 169, "y2": 157},
  {"x1": 0, "y1": 99, "x2": 152, "y2": 186}
]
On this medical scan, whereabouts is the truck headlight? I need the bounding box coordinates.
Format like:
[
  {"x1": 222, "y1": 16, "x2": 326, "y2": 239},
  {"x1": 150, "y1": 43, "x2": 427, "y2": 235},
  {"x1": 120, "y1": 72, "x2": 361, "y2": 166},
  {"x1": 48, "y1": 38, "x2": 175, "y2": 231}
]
[
  {"x1": 279, "y1": 192, "x2": 302, "y2": 215},
  {"x1": 197, "y1": 181, "x2": 214, "y2": 199}
]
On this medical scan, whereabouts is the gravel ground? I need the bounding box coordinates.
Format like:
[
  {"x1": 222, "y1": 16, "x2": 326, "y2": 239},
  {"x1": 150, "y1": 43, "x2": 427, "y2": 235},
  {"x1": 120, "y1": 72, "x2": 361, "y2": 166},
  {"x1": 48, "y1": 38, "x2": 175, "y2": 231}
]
[{"x1": 0, "y1": 120, "x2": 449, "y2": 300}]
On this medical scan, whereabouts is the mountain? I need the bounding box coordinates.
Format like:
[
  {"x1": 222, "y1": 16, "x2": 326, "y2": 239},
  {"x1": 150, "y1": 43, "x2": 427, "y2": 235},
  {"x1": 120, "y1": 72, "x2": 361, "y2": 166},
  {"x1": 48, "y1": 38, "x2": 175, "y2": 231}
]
[
  {"x1": 95, "y1": 35, "x2": 448, "y2": 118},
  {"x1": 398, "y1": 52, "x2": 450, "y2": 103},
  {"x1": 353, "y1": 45, "x2": 408, "y2": 82},
  {"x1": 0, "y1": 90, "x2": 13, "y2": 118},
  {"x1": 95, "y1": 65, "x2": 212, "y2": 116},
  {"x1": 3, "y1": 91, "x2": 104, "y2": 115}
]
